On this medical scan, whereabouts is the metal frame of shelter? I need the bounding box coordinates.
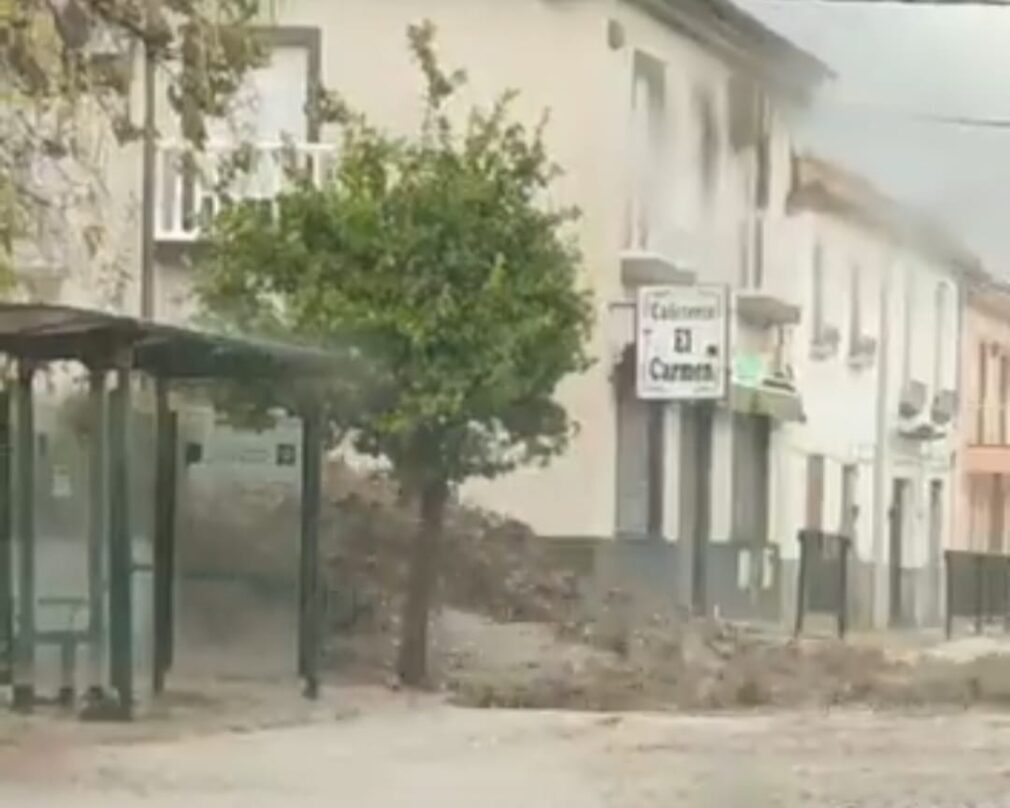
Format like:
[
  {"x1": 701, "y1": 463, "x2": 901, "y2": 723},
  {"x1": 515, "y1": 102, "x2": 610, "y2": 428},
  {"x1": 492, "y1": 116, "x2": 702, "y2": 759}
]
[{"x1": 0, "y1": 303, "x2": 336, "y2": 720}]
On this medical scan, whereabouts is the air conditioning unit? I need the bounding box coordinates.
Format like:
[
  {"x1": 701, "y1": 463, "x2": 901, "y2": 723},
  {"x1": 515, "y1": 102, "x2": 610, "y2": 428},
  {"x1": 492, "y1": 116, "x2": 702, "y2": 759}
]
[
  {"x1": 931, "y1": 389, "x2": 958, "y2": 426},
  {"x1": 898, "y1": 379, "x2": 927, "y2": 419}
]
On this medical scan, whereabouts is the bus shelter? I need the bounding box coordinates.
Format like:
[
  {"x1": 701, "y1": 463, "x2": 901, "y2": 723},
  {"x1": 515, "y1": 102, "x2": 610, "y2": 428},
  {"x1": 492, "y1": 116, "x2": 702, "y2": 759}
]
[{"x1": 0, "y1": 303, "x2": 337, "y2": 719}]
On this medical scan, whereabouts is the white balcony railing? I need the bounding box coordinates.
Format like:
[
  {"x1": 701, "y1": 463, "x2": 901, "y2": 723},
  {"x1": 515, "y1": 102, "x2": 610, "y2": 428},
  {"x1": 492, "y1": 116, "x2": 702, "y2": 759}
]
[
  {"x1": 622, "y1": 196, "x2": 777, "y2": 292},
  {"x1": 155, "y1": 141, "x2": 337, "y2": 242},
  {"x1": 974, "y1": 404, "x2": 1010, "y2": 446}
]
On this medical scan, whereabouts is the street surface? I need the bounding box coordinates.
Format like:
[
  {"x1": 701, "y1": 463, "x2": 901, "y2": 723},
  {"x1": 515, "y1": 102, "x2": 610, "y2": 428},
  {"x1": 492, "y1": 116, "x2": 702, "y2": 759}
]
[{"x1": 4, "y1": 698, "x2": 1010, "y2": 806}]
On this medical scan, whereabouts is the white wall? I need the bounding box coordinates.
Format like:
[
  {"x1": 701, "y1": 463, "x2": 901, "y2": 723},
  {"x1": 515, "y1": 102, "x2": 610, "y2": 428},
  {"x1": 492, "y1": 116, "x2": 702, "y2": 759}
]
[
  {"x1": 773, "y1": 204, "x2": 960, "y2": 625},
  {"x1": 614, "y1": 1, "x2": 795, "y2": 290}
]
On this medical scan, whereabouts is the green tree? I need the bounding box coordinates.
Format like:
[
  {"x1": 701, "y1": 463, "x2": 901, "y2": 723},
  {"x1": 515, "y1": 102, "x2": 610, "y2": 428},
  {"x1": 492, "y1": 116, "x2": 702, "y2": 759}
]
[
  {"x1": 197, "y1": 21, "x2": 594, "y2": 685},
  {"x1": 0, "y1": 0, "x2": 270, "y2": 287}
]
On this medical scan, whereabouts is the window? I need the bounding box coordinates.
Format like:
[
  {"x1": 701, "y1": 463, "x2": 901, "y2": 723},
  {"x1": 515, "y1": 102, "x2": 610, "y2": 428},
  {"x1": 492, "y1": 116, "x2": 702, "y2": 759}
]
[
  {"x1": 626, "y1": 52, "x2": 666, "y2": 251},
  {"x1": 812, "y1": 242, "x2": 824, "y2": 337},
  {"x1": 902, "y1": 271, "x2": 915, "y2": 384},
  {"x1": 754, "y1": 97, "x2": 771, "y2": 210},
  {"x1": 849, "y1": 262, "x2": 862, "y2": 352},
  {"x1": 1000, "y1": 355, "x2": 1009, "y2": 444},
  {"x1": 978, "y1": 341, "x2": 988, "y2": 443},
  {"x1": 694, "y1": 84, "x2": 719, "y2": 203},
  {"x1": 933, "y1": 283, "x2": 948, "y2": 391},
  {"x1": 809, "y1": 240, "x2": 837, "y2": 357}
]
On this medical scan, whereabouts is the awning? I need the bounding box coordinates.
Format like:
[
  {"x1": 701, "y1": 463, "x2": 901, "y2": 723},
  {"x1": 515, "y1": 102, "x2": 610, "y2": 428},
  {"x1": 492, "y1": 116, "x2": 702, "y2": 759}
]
[
  {"x1": 0, "y1": 302, "x2": 349, "y2": 379},
  {"x1": 729, "y1": 382, "x2": 805, "y2": 423}
]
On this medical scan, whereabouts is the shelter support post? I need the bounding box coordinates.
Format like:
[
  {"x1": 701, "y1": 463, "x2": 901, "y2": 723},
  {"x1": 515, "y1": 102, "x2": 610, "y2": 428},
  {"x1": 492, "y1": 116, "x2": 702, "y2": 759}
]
[
  {"x1": 107, "y1": 356, "x2": 134, "y2": 719},
  {"x1": 298, "y1": 398, "x2": 323, "y2": 700},
  {"x1": 86, "y1": 368, "x2": 107, "y2": 701},
  {"x1": 0, "y1": 389, "x2": 11, "y2": 687},
  {"x1": 12, "y1": 361, "x2": 35, "y2": 712},
  {"x1": 152, "y1": 377, "x2": 177, "y2": 696}
]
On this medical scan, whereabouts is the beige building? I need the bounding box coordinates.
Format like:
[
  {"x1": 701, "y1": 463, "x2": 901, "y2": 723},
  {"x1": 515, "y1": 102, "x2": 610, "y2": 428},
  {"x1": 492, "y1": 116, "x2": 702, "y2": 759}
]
[
  {"x1": 140, "y1": 0, "x2": 830, "y2": 573},
  {"x1": 16, "y1": 1, "x2": 839, "y2": 621},
  {"x1": 786, "y1": 156, "x2": 975, "y2": 627}
]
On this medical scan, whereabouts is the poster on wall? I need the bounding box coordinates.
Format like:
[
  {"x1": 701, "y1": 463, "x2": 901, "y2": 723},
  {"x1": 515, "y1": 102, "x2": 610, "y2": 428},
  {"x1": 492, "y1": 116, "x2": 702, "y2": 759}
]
[{"x1": 636, "y1": 284, "x2": 729, "y2": 401}]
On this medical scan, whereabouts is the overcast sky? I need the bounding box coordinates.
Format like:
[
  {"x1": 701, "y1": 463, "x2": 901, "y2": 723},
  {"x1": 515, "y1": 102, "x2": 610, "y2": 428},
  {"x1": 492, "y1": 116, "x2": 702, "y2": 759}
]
[{"x1": 738, "y1": 0, "x2": 1010, "y2": 275}]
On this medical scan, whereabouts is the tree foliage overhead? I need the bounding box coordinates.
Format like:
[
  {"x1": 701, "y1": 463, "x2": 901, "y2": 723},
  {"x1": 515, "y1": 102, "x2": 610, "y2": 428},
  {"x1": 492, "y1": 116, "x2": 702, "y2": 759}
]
[
  {"x1": 199, "y1": 21, "x2": 594, "y2": 490},
  {"x1": 0, "y1": 0, "x2": 270, "y2": 290}
]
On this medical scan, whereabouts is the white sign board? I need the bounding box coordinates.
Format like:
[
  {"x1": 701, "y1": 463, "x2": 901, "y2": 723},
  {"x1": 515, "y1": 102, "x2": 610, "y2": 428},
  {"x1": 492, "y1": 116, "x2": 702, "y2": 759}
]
[{"x1": 636, "y1": 285, "x2": 728, "y2": 400}]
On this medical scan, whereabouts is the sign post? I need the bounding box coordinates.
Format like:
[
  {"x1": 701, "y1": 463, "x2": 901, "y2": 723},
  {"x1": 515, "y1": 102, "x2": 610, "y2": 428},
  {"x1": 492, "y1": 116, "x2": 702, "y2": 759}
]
[{"x1": 635, "y1": 284, "x2": 729, "y2": 616}]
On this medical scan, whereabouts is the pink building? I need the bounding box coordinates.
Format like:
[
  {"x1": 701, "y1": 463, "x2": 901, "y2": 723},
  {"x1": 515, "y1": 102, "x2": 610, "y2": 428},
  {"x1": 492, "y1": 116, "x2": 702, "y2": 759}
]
[{"x1": 957, "y1": 281, "x2": 1010, "y2": 552}]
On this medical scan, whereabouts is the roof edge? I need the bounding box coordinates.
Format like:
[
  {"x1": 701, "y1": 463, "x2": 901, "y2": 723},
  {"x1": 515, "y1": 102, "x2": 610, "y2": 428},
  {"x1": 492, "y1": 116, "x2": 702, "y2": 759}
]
[
  {"x1": 789, "y1": 153, "x2": 984, "y2": 278},
  {"x1": 626, "y1": 0, "x2": 834, "y2": 97}
]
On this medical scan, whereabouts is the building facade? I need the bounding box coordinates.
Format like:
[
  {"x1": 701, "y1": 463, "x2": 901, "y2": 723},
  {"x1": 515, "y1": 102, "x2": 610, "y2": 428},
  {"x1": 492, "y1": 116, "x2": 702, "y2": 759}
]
[
  {"x1": 956, "y1": 282, "x2": 1010, "y2": 555},
  {"x1": 786, "y1": 156, "x2": 973, "y2": 628},
  {"x1": 145, "y1": 0, "x2": 829, "y2": 567},
  {"x1": 13, "y1": 0, "x2": 993, "y2": 629}
]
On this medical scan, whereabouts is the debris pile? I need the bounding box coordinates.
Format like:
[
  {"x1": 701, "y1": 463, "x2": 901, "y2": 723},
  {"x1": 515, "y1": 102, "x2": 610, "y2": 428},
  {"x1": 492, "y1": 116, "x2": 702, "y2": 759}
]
[{"x1": 180, "y1": 459, "x2": 1010, "y2": 712}]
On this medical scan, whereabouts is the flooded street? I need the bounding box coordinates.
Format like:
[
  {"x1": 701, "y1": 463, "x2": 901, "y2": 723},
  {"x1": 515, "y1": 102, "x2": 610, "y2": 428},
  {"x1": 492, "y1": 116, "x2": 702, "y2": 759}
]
[{"x1": 5, "y1": 701, "x2": 1010, "y2": 806}]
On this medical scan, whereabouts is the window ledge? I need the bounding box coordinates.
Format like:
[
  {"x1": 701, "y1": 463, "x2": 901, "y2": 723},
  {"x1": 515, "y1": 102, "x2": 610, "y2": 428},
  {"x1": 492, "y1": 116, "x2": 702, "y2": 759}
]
[{"x1": 810, "y1": 325, "x2": 840, "y2": 361}]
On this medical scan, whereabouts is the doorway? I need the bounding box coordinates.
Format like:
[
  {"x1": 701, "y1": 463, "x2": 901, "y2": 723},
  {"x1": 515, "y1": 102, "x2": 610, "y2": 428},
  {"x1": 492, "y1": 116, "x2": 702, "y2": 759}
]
[
  {"x1": 889, "y1": 478, "x2": 910, "y2": 626},
  {"x1": 731, "y1": 413, "x2": 770, "y2": 599},
  {"x1": 990, "y1": 475, "x2": 1005, "y2": 554},
  {"x1": 614, "y1": 350, "x2": 664, "y2": 539},
  {"x1": 928, "y1": 480, "x2": 943, "y2": 624}
]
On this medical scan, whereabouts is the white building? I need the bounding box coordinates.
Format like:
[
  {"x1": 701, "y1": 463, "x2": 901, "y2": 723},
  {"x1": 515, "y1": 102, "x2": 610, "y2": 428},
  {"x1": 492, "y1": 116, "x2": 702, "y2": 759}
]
[{"x1": 784, "y1": 155, "x2": 972, "y2": 628}]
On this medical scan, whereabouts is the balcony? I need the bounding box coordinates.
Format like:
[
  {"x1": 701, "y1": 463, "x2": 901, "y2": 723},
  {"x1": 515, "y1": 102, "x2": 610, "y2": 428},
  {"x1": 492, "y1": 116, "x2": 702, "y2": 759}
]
[
  {"x1": 155, "y1": 141, "x2": 337, "y2": 243},
  {"x1": 736, "y1": 213, "x2": 801, "y2": 329},
  {"x1": 966, "y1": 404, "x2": 1010, "y2": 474}
]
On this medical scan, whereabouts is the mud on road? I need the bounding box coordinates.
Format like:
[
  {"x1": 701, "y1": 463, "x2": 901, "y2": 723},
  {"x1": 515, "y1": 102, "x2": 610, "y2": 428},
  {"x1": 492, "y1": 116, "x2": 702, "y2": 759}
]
[{"x1": 5, "y1": 698, "x2": 1010, "y2": 807}]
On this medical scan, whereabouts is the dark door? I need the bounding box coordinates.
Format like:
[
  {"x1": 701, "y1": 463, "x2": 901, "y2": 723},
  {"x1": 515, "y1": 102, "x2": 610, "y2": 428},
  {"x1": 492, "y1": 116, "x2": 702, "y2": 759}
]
[
  {"x1": 732, "y1": 414, "x2": 770, "y2": 599},
  {"x1": 928, "y1": 480, "x2": 943, "y2": 624},
  {"x1": 889, "y1": 478, "x2": 909, "y2": 626},
  {"x1": 990, "y1": 475, "x2": 1005, "y2": 554},
  {"x1": 615, "y1": 391, "x2": 649, "y2": 537}
]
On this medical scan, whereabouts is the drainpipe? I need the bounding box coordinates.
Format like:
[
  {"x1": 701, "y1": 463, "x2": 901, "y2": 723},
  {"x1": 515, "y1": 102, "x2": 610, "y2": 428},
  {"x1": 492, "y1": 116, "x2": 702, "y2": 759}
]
[{"x1": 871, "y1": 253, "x2": 893, "y2": 629}]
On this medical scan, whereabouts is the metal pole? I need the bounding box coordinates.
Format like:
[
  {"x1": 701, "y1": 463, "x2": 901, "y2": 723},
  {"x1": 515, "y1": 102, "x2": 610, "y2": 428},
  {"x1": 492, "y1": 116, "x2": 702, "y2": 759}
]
[
  {"x1": 152, "y1": 377, "x2": 177, "y2": 695},
  {"x1": 85, "y1": 368, "x2": 107, "y2": 701},
  {"x1": 12, "y1": 361, "x2": 35, "y2": 712},
  {"x1": 298, "y1": 400, "x2": 323, "y2": 700},
  {"x1": 107, "y1": 359, "x2": 133, "y2": 718},
  {"x1": 0, "y1": 389, "x2": 11, "y2": 686},
  {"x1": 693, "y1": 401, "x2": 713, "y2": 616},
  {"x1": 646, "y1": 401, "x2": 664, "y2": 539}
]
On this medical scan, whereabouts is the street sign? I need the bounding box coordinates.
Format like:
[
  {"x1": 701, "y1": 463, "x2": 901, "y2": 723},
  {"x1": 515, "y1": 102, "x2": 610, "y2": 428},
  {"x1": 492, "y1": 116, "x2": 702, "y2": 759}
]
[{"x1": 636, "y1": 284, "x2": 728, "y2": 400}]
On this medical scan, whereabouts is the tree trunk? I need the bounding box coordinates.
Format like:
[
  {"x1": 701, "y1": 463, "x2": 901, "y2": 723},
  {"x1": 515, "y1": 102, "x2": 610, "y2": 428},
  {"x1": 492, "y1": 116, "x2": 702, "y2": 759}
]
[{"x1": 397, "y1": 478, "x2": 448, "y2": 686}]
